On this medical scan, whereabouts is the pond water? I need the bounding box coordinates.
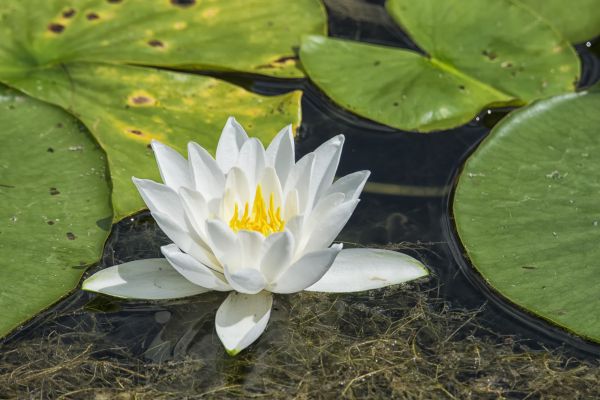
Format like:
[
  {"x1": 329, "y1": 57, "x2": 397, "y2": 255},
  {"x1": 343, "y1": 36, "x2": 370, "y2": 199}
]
[{"x1": 2, "y1": 0, "x2": 600, "y2": 398}]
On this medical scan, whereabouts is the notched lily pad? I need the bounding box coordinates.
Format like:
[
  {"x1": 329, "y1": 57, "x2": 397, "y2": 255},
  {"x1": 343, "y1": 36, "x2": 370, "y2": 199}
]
[{"x1": 453, "y1": 83, "x2": 600, "y2": 342}]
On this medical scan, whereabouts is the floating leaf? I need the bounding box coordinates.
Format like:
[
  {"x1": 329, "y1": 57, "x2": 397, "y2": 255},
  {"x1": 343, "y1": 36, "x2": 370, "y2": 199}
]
[
  {"x1": 3, "y1": 62, "x2": 302, "y2": 220},
  {"x1": 517, "y1": 0, "x2": 600, "y2": 43},
  {"x1": 453, "y1": 83, "x2": 600, "y2": 342},
  {"x1": 0, "y1": 86, "x2": 111, "y2": 337},
  {"x1": 300, "y1": 0, "x2": 579, "y2": 132},
  {"x1": 0, "y1": 0, "x2": 326, "y2": 78}
]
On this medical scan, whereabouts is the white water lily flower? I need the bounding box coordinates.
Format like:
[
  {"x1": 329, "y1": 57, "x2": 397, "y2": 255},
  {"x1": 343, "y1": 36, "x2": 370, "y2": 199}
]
[{"x1": 83, "y1": 117, "x2": 428, "y2": 355}]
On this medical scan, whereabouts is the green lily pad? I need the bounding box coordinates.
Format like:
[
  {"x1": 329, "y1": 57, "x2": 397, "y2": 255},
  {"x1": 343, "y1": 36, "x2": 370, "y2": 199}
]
[
  {"x1": 453, "y1": 84, "x2": 600, "y2": 341},
  {"x1": 0, "y1": 0, "x2": 326, "y2": 78},
  {"x1": 0, "y1": 86, "x2": 111, "y2": 337},
  {"x1": 300, "y1": 0, "x2": 579, "y2": 132},
  {"x1": 3, "y1": 62, "x2": 303, "y2": 220},
  {"x1": 517, "y1": 0, "x2": 600, "y2": 43}
]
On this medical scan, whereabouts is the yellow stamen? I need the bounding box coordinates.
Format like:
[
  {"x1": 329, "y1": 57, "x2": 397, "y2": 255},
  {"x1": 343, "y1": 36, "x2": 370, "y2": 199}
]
[{"x1": 229, "y1": 185, "x2": 285, "y2": 236}]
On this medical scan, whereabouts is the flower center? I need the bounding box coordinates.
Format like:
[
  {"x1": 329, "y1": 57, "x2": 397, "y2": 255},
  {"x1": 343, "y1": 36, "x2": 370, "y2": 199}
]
[{"x1": 229, "y1": 185, "x2": 285, "y2": 236}]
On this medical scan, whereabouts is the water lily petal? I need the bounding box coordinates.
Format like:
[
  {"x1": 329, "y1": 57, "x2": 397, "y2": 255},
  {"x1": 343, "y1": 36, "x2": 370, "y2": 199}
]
[
  {"x1": 236, "y1": 138, "x2": 266, "y2": 190},
  {"x1": 236, "y1": 230, "x2": 265, "y2": 271},
  {"x1": 265, "y1": 124, "x2": 294, "y2": 188},
  {"x1": 150, "y1": 140, "x2": 192, "y2": 190},
  {"x1": 224, "y1": 267, "x2": 267, "y2": 294},
  {"x1": 259, "y1": 167, "x2": 284, "y2": 210},
  {"x1": 269, "y1": 244, "x2": 342, "y2": 294},
  {"x1": 188, "y1": 142, "x2": 225, "y2": 200},
  {"x1": 216, "y1": 117, "x2": 249, "y2": 173},
  {"x1": 82, "y1": 258, "x2": 209, "y2": 299},
  {"x1": 306, "y1": 248, "x2": 428, "y2": 292},
  {"x1": 206, "y1": 219, "x2": 241, "y2": 269},
  {"x1": 283, "y1": 188, "x2": 300, "y2": 221},
  {"x1": 179, "y1": 187, "x2": 209, "y2": 238},
  {"x1": 302, "y1": 199, "x2": 359, "y2": 254},
  {"x1": 311, "y1": 134, "x2": 345, "y2": 204},
  {"x1": 161, "y1": 244, "x2": 231, "y2": 291},
  {"x1": 215, "y1": 291, "x2": 273, "y2": 356},
  {"x1": 325, "y1": 170, "x2": 370, "y2": 202},
  {"x1": 283, "y1": 153, "x2": 315, "y2": 213},
  {"x1": 221, "y1": 167, "x2": 251, "y2": 220},
  {"x1": 260, "y1": 231, "x2": 294, "y2": 282},
  {"x1": 132, "y1": 178, "x2": 185, "y2": 225}
]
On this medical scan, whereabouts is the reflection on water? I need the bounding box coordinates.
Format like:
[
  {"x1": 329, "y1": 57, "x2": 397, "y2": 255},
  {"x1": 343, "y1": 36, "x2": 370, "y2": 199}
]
[{"x1": 1, "y1": 1, "x2": 600, "y2": 397}]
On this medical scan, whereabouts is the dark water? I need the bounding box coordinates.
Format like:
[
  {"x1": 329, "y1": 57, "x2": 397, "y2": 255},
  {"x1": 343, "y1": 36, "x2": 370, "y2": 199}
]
[{"x1": 3, "y1": 0, "x2": 600, "y2": 373}]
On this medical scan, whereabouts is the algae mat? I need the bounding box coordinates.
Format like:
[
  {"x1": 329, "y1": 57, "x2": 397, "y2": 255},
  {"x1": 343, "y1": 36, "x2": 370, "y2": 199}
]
[
  {"x1": 0, "y1": 86, "x2": 111, "y2": 337},
  {"x1": 454, "y1": 84, "x2": 600, "y2": 341}
]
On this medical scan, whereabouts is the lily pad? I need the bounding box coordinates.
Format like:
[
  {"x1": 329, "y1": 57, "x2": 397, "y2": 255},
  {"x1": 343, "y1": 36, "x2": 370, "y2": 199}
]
[
  {"x1": 0, "y1": 0, "x2": 326, "y2": 78},
  {"x1": 453, "y1": 83, "x2": 600, "y2": 341},
  {"x1": 3, "y1": 62, "x2": 303, "y2": 220},
  {"x1": 0, "y1": 86, "x2": 111, "y2": 337},
  {"x1": 517, "y1": 0, "x2": 600, "y2": 43},
  {"x1": 300, "y1": 0, "x2": 579, "y2": 132}
]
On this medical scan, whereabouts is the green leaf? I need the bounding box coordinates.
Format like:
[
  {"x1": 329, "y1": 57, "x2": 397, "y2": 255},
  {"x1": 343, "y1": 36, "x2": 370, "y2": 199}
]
[
  {"x1": 300, "y1": 0, "x2": 579, "y2": 132},
  {"x1": 0, "y1": 86, "x2": 111, "y2": 337},
  {"x1": 453, "y1": 84, "x2": 600, "y2": 342},
  {"x1": 0, "y1": 0, "x2": 326, "y2": 78},
  {"x1": 517, "y1": 0, "x2": 600, "y2": 43},
  {"x1": 3, "y1": 62, "x2": 303, "y2": 220}
]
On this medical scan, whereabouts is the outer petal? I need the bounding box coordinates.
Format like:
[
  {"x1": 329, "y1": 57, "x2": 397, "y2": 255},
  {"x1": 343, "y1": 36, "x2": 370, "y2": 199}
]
[
  {"x1": 311, "y1": 134, "x2": 345, "y2": 204},
  {"x1": 216, "y1": 117, "x2": 249, "y2": 173},
  {"x1": 215, "y1": 291, "x2": 273, "y2": 355},
  {"x1": 205, "y1": 219, "x2": 240, "y2": 269},
  {"x1": 161, "y1": 244, "x2": 231, "y2": 291},
  {"x1": 283, "y1": 153, "x2": 315, "y2": 213},
  {"x1": 325, "y1": 170, "x2": 370, "y2": 202},
  {"x1": 305, "y1": 248, "x2": 428, "y2": 292},
  {"x1": 236, "y1": 138, "x2": 266, "y2": 190},
  {"x1": 269, "y1": 244, "x2": 342, "y2": 294},
  {"x1": 132, "y1": 178, "x2": 185, "y2": 225},
  {"x1": 82, "y1": 258, "x2": 209, "y2": 299},
  {"x1": 187, "y1": 142, "x2": 225, "y2": 200},
  {"x1": 178, "y1": 187, "x2": 209, "y2": 238},
  {"x1": 150, "y1": 140, "x2": 192, "y2": 190},
  {"x1": 302, "y1": 199, "x2": 359, "y2": 254},
  {"x1": 265, "y1": 125, "x2": 294, "y2": 188},
  {"x1": 260, "y1": 231, "x2": 294, "y2": 282},
  {"x1": 224, "y1": 267, "x2": 267, "y2": 295}
]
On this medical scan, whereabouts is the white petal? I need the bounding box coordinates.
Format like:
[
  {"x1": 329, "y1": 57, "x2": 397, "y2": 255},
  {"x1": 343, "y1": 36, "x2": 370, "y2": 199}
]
[
  {"x1": 260, "y1": 231, "x2": 294, "y2": 282},
  {"x1": 215, "y1": 291, "x2": 272, "y2": 355},
  {"x1": 216, "y1": 117, "x2": 249, "y2": 173},
  {"x1": 236, "y1": 138, "x2": 266, "y2": 190},
  {"x1": 285, "y1": 215, "x2": 305, "y2": 257},
  {"x1": 221, "y1": 167, "x2": 251, "y2": 221},
  {"x1": 265, "y1": 125, "x2": 294, "y2": 188},
  {"x1": 178, "y1": 187, "x2": 209, "y2": 238},
  {"x1": 269, "y1": 244, "x2": 342, "y2": 294},
  {"x1": 283, "y1": 153, "x2": 315, "y2": 213},
  {"x1": 302, "y1": 199, "x2": 359, "y2": 254},
  {"x1": 325, "y1": 170, "x2": 370, "y2": 202},
  {"x1": 187, "y1": 142, "x2": 225, "y2": 200},
  {"x1": 259, "y1": 167, "x2": 283, "y2": 210},
  {"x1": 150, "y1": 140, "x2": 192, "y2": 190},
  {"x1": 82, "y1": 258, "x2": 209, "y2": 299},
  {"x1": 311, "y1": 134, "x2": 345, "y2": 204},
  {"x1": 132, "y1": 178, "x2": 185, "y2": 225},
  {"x1": 306, "y1": 248, "x2": 428, "y2": 292},
  {"x1": 161, "y1": 244, "x2": 231, "y2": 291},
  {"x1": 235, "y1": 230, "x2": 265, "y2": 271},
  {"x1": 283, "y1": 189, "x2": 300, "y2": 221},
  {"x1": 205, "y1": 219, "x2": 240, "y2": 269},
  {"x1": 224, "y1": 267, "x2": 267, "y2": 294}
]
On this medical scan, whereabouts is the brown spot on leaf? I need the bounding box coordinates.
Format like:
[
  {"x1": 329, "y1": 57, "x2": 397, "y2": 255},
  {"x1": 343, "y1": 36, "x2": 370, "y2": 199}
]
[
  {"x1": 132, "y1": 96, "x2": 151, "y2": 104},
  {"x1": 49, "y1": 187, "x2": 60, "y2": 195},
  {"x1": 62, "y1": 9, "x2": 76, "y2": 18},
  {"x1": 128, "y1": 129, "x2": 143, "y2": 135},
  {"x1": 66, "y1": 232, "x2": 76, "y2": 240},
  {"x1": 171, "y1": 0, "x2": 196, "y2": 7},
  {"x1": 47, "y1": 220, "x2": 55, "y2": 225},
  {"x1": 47, "y1": 147, "x2": 54, "y2": 153},
  {"x1": 482, "y1": 50, "x2": 497, "y2": 61},
  {"x1": 56, "y1": 122, "x2": 63, "y2": 128},
  {"x1": 87, "y1": 12, "x2": 100, "y2": 20},
  {"x1": 48, "y1": 23, "x2": 65, "y2": 33},
  {"x1": 148, "y1": 39, "x2": 164, "y2": 48},
  {"x1": 107, "y1": 0, "x2": 122, "y2": 3}
]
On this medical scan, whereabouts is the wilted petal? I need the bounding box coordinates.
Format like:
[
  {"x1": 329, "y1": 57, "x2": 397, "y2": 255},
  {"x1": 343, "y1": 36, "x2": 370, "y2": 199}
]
[
  {"x1": 215, "y1": 291, "x2": 273, "y2": 355},
  {"x1": 269, "y1": 244, "x2": 342, "y2": 294},
  {"x1": 150, "y1": 140, "x2": 192, "y2": 190},
  {"x1": 265, "y1": 125, "x2": 294, "y2": 188},
  {"x1": 188, "y1": 142, "x2": 225, "y2": 199},
  {"x1": 161, "y1": 244, "x2": 231, "y2": 291},
  {"x1": 132, "y1": 178, "x2": 185, "y2": 225},
  {"x1": 82, "y1": 258, "x2": 209, "y2": 299},
  {"x1": 260, "y1": 231, "x2": 294, "y2": 282},
  {"x1": 325, "y1": 170, "x2": 370, "y2": 202},
  {"x1": 236, "y1": 138, "x2": 266, "y2": 190},
  {"x1": 306, "y1": 248, "x2": 428, "y2": 292},
  {"x1": 216, "y1": 117, "x2": 249, "y2": 173}
]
